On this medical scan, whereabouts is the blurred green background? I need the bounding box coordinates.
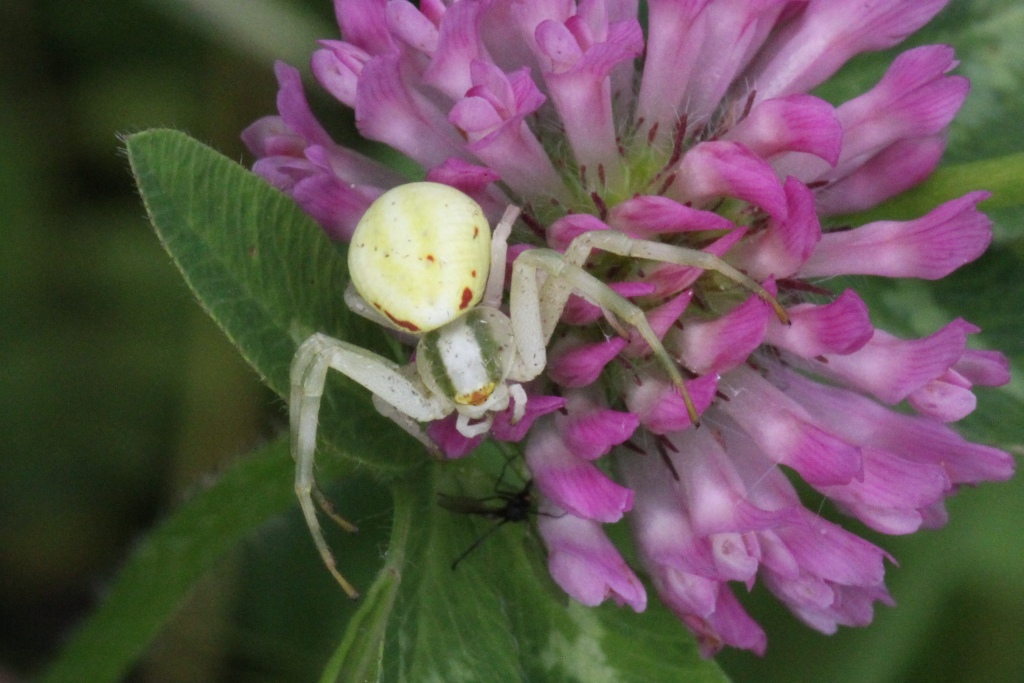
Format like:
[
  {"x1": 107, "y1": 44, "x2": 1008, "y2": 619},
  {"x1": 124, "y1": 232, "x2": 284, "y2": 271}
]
[
  {"x1": 0, "y1": 1, "x2": 352, "y2": 679},
  {"x1": 1, "y1": 1, "x2": 1021, "y2": 681}
]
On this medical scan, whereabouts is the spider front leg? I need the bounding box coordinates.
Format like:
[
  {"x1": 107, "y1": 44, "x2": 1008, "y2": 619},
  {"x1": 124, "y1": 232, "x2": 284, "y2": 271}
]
[
  {"x1": 561, "y1": 231, "x2": 791, "y2": 324},
  {"x1": 482, "y1": 205, "x2": 520, "y2": 308},
  {"x1": 290, "y1": 333, "x2": 452, "y2": 598},
  {"x1": 509, "y1": 249, "x2": 699, "y2": 421}
]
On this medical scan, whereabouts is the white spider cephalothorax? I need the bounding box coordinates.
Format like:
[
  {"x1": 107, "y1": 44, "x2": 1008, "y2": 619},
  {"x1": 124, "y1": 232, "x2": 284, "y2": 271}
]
[{"x1": 289, "y1": 182, "x2": 787, "y2": 596}]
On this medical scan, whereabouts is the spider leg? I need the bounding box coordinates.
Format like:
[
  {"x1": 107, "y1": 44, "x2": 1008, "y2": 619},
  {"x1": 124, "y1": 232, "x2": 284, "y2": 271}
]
[
  {"x1": 312, "y1": 487, "x2": 358, "y2": 533},
  {"x1": 509, "y1": 250, "x2": 699, "y2": 422},
  {"x1": 371, "y1": 395, "x2": 443, "y2": 458},
  {"x1": 343, "y1": 282, "x2": 398, "y2": 331},
  {"x1": 508, "y1": 383, "x2": 528, "y2": 424},
  {"x1": 562, "y1": 231, "x2": 790, "y2": 324},
  {"x1": 456, "y1": 412, "x2": 494, "y2": 437},
  {"x1": 290, "y1": 333, "x2": 451, "y2": 597},
  {"x1": 483, "y1": 205, "x2": 520, "y2": 308}
]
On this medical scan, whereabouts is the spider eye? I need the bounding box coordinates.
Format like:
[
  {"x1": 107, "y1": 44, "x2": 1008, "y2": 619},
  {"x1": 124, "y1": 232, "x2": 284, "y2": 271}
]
[
  {"x1": 348, "y1": 182, "x2": 492, "y2": 333},
  {"x1": 418, "y1": 308, "x2": 515, "y2": 405}
]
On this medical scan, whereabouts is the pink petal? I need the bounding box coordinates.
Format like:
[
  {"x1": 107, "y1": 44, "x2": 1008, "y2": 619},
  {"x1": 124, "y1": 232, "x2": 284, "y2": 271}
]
[
  {"x1": 624, "y1": 372, "x2": 718, "y2": 434},
  {"x1": 526, "y1": 421, "x2": 634, "y2": 522},
  {"x1": 749, "y1": 0, "x2": 949, "y2": 100},
  {"x1": 635, "y1": 0, "x2": 710, "y2": 140},
  {"x1": 241, "y1": 115, "x2": 304, "y2": 159},
  {"x1": 607, "y1": 195, "x2": 734, "y2": 237},
  {"x1": 491, "y1": 394, "x2": 566, "y2": 443},
  {"x1": 821, "y1": 447, "x2": 951, "y2": 535},
  {"x1": 954, "y1": 349, "x2": 1011, "y2": 387},
  {"x1": 289, "y1": 173, "x2": 378, "y2": 241},
  {"x1": 727, "y1": 94, "x2": 843, "y2": 165},
  {"x1": 620, "y1": 448, "x2": 718, "y2": 579},
  {"x1": 670, "y1": 141, "x2": 789, "y2": 221},
  {"x1": 835, "y1": 45, "x2": 968, "y2": 167},
  {"x1": 621, "y1": 441, "x2": 772, "y2": 655},
  {"x1": 311, "y1": 41, "x2": 367, "y2": 109},
  {"x1": 682, "y1": 586, "x2": 767, "y2": 658},
  {"x1": 558, "y1": 392, "x2": 640, "y2": 460},
  {"x1": 538, "y1": 510, "x2": 647, "y2": 611},
  {"x1": 536, "y1": 17, "x2": 644, "y2": 183},
  {"x1": 668, "y1": 428, "x2": 797, "y2": 538},
  {"x1": 775, "y1": 367, "x2": 1015, "y2": 486},
  {"x1": 907, "y1": 375, "x2": 977, "y2": 422},
  {"x1": 771, "y1": 508, "x2": 888, "y2": 587},
  {"x1": 681, "y1": 0, "x2": 797, "y2": 124},
  {"x1": 452, "y1": 65, "x2": 566, "y2": 199},
  {"x1": 548, "y1": 336, "x2": 629, "y2": 387},
  {"x1": 334, "y1": 0, "x2": 396, "y2": 54},
  {"x1": 764, "y1": 289, "x2": 873, "y2": 358},
  {"x1": 250, "y1": 155, "x2": 314, "y2": 193},
  {"x1": 418, "y1": 0, "x2": 445, "y2": 25},
  {"x1": 729, "y1": 176, "x2": 821, "y2": 280},
  {"x1": 497, "y1": 0, "x2": 577, "y2": 67},
  {"x1": 426, "y1": 414, "x2": 483, "y2": 459},
  {"x1": 807, "y1": 319, "x2": 976, "y2": 404},
  {"x1": 424, "y1": 158, "x2": 502, "y2": 210},
  {"x1": 814, "y1": 135, "x2": 946, "y2": 216},
  {"x1": 801, "y1": 192, "x2": 992, "y2": 280},
  {"x1": 305, "y1": 138, "x2": 405, "y2": 191},
  {"x1": 421, "y1": 0, "x2": 486, "y2": 98},
  {"x1": 671, "y1": 289, "x2": 772, "y2": 375},
  {"x1": 385, "y1": 0, "x2": 439, "y2": 54},
  {"x1": 719, "y1": 367, "x2": 864, "y2": 487},
  {"x1": 355, "y1": 53, "x2": 469, "y2": 168},
  {"x1": 763, "y1": 562, "x2": 893, "y2": 634},
  {"x1": 270, "y1": 61, "x2": 335, "y2": 148},
  {"x1": 546, "y1": 213, "x2": 611, "y2": 251}
]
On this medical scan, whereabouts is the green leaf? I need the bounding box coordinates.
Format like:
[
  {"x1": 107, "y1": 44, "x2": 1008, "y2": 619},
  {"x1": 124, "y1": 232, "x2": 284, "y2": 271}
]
[
  {"x1": 41, "y1": 129, "x2": 438, "y2": 683},
  {"x1": 352, "y1": 448, "x2": 729, "y2": 683},
  {"x1": 319, "y1": 474, "x2": 420, "y2": 683},
  {"x1": 123, "y1": 128, "x2": 418, "y2": 475},
  {"x1": 39, "y1": 436, "x2": 328, "y2": 683}
]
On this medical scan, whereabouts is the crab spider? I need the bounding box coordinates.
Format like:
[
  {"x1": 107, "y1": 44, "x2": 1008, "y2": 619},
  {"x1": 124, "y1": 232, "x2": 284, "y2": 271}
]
[{"x1": 290, "y1": 182, "x2": 788, "y2": 596}]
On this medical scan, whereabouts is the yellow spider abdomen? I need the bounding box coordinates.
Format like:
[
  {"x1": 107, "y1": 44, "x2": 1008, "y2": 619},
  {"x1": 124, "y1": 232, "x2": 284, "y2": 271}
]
[{"x1": 349, "y1": 182, "x2": 491, "y2": 333}]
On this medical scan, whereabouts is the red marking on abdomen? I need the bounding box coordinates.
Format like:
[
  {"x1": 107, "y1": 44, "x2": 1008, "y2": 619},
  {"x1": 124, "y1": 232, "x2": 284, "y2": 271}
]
[
  {"x1": 460, "y1": 287, "x2": 473, "y2": 310},
  {"x1": 383, "y1": 310, "x2": 420, "y2": 332}
]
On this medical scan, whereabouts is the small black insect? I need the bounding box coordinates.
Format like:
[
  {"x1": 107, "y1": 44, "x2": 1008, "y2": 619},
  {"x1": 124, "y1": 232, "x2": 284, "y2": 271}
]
[{"x1": 438, "y1": 478, "x2": 538, "y2": 571}]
